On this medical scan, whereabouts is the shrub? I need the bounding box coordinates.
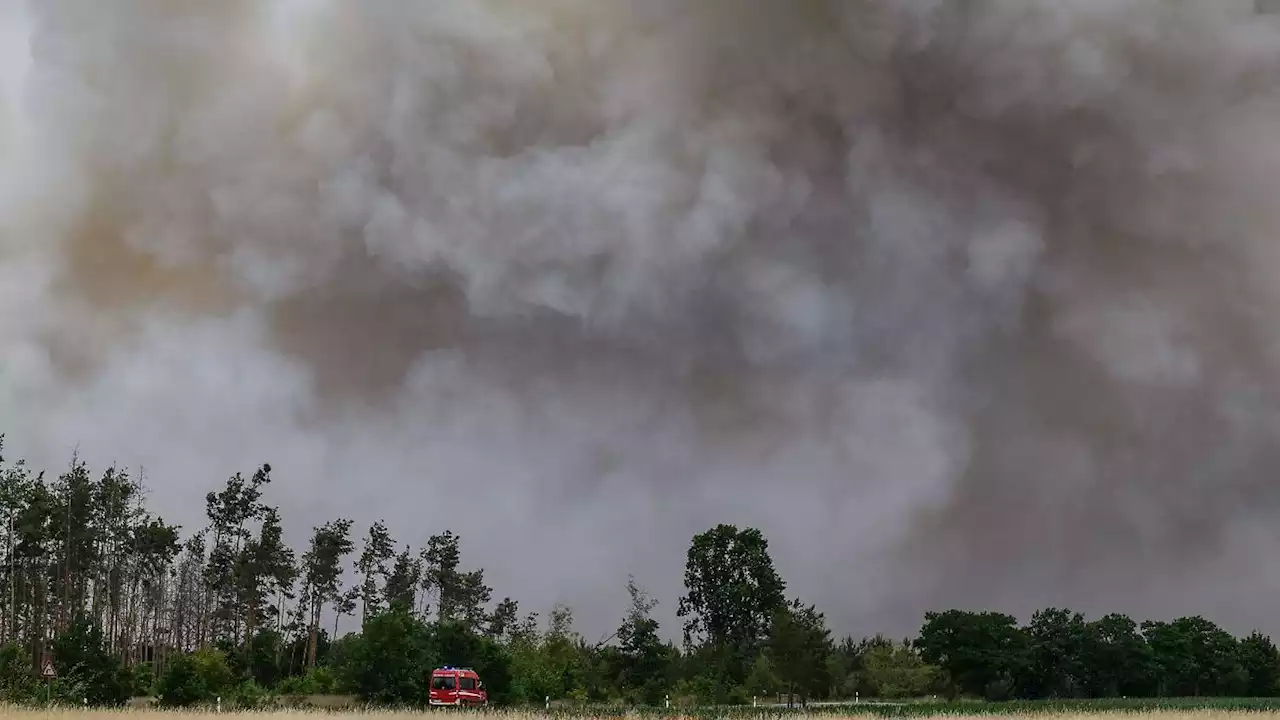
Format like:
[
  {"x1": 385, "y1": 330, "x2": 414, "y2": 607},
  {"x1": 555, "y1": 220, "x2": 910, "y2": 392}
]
[
  {"x1": 277, "y1": 666, "x2": 337, "y2": 696},
  {"x1": 0, "y1": 642, "x2": 38, "y2": 703},
  {"x1": 230, "y1": 678, "x2": 268, "y2": 709},
  {"x1": 189, "y1": 647, "x2": 234, "y2": 697},
  {"x1": 155, "y1": 654, "x2": 208, "y2": 708}
]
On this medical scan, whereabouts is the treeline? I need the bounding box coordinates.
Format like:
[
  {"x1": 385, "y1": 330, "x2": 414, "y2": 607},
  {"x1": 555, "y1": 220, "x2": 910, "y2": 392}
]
[
  {"x1": 916, "y1": 610, "x2": 1280, "y2": 701},
  {"x1": 0, "y1": 437, "x2": 1278, "y2": 707}
]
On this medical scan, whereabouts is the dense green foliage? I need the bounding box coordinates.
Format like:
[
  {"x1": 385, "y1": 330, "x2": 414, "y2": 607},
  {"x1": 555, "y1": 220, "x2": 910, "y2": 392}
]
[{"x1": 0, "y1": 436, "x2": 1278, "y2": 708}]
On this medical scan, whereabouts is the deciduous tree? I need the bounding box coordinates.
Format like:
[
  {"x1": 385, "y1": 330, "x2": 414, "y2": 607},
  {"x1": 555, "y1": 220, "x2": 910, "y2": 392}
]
[{"x1": 676, "y1": 523, "x2": 786, "y2": 690}]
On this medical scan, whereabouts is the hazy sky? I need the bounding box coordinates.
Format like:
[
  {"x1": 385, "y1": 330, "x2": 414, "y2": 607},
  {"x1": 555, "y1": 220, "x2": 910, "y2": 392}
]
[{"x1": 4, "y1": 0, "x2": 1280, "y2": 642}]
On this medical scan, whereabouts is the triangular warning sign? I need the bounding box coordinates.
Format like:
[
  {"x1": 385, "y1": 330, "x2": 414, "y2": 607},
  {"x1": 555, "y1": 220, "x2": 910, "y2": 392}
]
[{"x1": 41, "y1": 659, "x2": 55, "y2": 678}]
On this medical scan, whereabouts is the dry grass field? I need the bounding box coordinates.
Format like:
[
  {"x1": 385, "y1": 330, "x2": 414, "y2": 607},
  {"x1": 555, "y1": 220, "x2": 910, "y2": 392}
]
[{"x1": 0, "y1": 710, "x2": 1277, "y2": 720}]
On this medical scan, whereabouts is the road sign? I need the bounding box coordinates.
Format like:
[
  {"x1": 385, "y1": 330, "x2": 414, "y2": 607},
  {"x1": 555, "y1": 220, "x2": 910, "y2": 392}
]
[{"x1": 41, "y1": 659, "x2": 55, "y2": 679}]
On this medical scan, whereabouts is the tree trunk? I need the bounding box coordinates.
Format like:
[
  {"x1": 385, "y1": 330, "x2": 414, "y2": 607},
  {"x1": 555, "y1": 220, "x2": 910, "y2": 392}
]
[
  {"x1": 152, "y1": 574, "x2": 163, "y2": 677},
  {"x1": 196, "y1": 575, "x2": 207, "y2": 648},
  {"x1": 35, "y1": 561, "x2": 47, "y2": 675},
  {"x1": 307, "y1": 597, "x2": 320, "y2": 668},
  {"x1": 243, "y1": 597, "x2": 256, "y2": 668},
  {"x1": 6, "y1": 511, "x2": 13, "y2": 644},
  {"x1": 60, "y1": 487, "x2": 70, "y2": 634}
]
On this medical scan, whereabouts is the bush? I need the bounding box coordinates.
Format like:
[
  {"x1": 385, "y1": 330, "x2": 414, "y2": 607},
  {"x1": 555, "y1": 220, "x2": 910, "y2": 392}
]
[
  {"x1": 334, "y1": 607, "x2": 433, "y2": 705},
  {"x1": 310, "y1": 666, "x2": 337, "y2": 693},
  {"x1": 155, "y1": 654, "x2": 208, "y2": 708},
  {"x1": 0, "y1": 642, "x2": 38, "y2": 703},
  {"x1": 51, "y1": 615, "x2": 130, "y2": 706},
  {"x1": 245, "y1": 630, "x2": 286, "y2": 689},
  {"x1": 276, "y1": 666, "x2": 337, "y2": 696},
  {"x1": 129, "y1": 662, "x2": 155, "y2": 697},
  {"x1": 274, "y1": 673, "x2": 311, "y2": 696},
  {"x1": 859, "y1": 642, "x2": 941, "y2": 700},
  {"x1": 190, "y1": 647, "x2": 234, "y2": 697},
  {"x1": 154, "y1": 647, "x2": 236, "y2": 709},
  {"x1": 230, "y1": 679, "x2": 268, "y2": 709}
]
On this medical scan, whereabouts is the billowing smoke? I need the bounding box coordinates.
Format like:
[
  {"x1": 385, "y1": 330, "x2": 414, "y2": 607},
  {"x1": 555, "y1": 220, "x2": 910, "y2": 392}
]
[{"x1": 3, "y1": 0, "x2": 1280, "y2": 640}]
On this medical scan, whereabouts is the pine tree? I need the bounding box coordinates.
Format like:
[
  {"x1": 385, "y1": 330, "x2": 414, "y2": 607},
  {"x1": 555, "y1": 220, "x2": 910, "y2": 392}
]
[
  {"x1": 383, "y1": 547, "x2": 420, "y2": 613},
  {"x1": 421, "y1": 531, "x2": 490, "y2": 629},
  {"x1": 301, "y1": 519, "x2": 354, "y2": 668},
  {"x1": 356, "y1": 521, "x2": 395, "y2": 622},
  {"x1": 237, "y1": 506, "x2": 294, "y2": 666},
  {"x1": 420, "y1": 531, "x2": 461, "y2": 622}
]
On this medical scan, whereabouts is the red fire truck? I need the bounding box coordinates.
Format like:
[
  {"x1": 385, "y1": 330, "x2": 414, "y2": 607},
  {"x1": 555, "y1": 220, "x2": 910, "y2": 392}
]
[{"x1": 429, "y1": 665, "x2": 488, "y2": 707}]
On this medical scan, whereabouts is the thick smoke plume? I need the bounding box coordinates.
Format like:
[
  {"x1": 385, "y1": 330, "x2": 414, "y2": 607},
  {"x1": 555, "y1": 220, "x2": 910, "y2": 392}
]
[{"x1": 4, "y1": 0, "x2": 1280, "y2": 639}]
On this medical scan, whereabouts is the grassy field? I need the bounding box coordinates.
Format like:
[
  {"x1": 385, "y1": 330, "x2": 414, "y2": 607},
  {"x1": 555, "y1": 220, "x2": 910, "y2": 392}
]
[
  {"x1": 810, "y1": 699, "x2": 1280, "y2": 716},
  {"x1": 521, "y1": 699, "x2": 1280, "y2": 718},
  {"x1": 0, "y1": 711, "x2": 1278, "y2": 720},
  {"x1": 7, "y1": 699, "x2": 1280, "y2": 719}
]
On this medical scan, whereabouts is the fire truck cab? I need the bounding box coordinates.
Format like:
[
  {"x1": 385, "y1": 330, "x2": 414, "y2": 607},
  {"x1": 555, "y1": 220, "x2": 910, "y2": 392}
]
[{"x1": 429, "y1": 665, "x2": 488, "y2": 707}]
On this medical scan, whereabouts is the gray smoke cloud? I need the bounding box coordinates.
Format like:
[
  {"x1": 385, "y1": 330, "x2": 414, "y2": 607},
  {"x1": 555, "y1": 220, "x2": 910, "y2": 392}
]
[{"x1": 3, "y1": 0, "x2": 1280, "y2": 641}]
